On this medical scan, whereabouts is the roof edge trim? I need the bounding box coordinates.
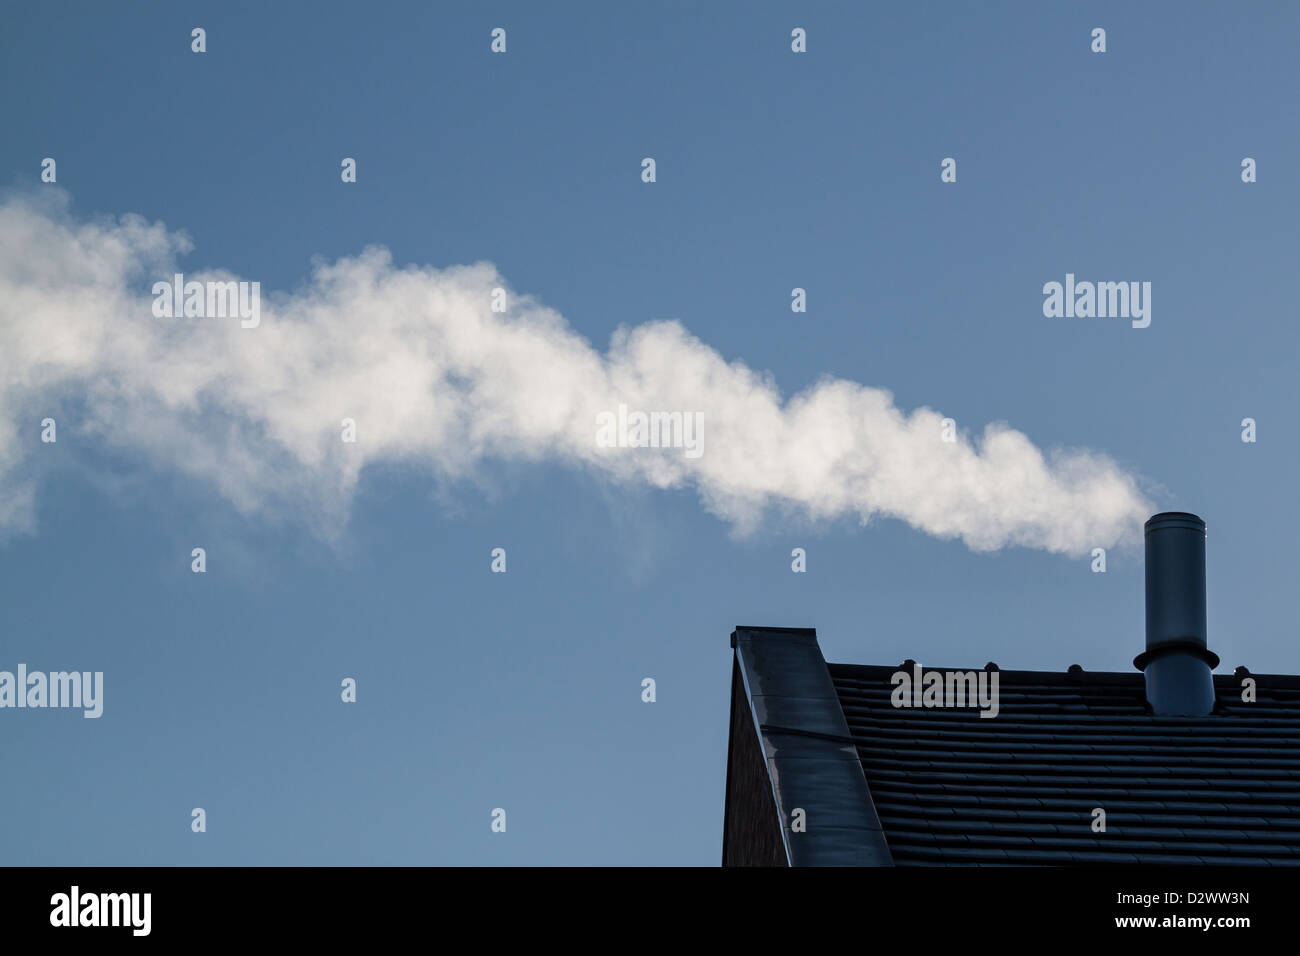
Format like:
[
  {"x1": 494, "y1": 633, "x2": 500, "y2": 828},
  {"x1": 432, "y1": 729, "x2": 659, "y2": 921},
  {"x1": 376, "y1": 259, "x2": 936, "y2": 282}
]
[{"x1": 731, "y1": 626, "x2": 895, "y2": 867}]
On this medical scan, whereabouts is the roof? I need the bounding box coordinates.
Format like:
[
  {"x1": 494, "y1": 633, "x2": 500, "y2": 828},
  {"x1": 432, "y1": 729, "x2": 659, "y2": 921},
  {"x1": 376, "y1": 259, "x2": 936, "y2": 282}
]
[{"x1": 723, "y1": 626, "x2": 1300, "y2": 866}]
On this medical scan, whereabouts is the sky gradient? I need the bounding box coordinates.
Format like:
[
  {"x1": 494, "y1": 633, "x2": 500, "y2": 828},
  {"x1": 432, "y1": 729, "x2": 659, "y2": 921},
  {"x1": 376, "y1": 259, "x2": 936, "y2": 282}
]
[{"x1": 1, "y1": 1, "x2": 1297, "y2": 865}]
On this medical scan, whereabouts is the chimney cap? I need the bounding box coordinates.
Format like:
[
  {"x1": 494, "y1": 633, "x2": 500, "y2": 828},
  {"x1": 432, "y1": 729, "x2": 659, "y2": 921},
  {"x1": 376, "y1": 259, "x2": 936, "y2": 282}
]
[{"x1": 1145, "y1": 512, "x2": 1205, "y2": 533}]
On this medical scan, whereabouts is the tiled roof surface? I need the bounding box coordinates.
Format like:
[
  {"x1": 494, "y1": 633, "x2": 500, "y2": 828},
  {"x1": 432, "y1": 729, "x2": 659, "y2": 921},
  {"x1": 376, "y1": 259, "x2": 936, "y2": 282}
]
[{"x1": 828, "y1": 663, "x2": 1300, "y2": 866}]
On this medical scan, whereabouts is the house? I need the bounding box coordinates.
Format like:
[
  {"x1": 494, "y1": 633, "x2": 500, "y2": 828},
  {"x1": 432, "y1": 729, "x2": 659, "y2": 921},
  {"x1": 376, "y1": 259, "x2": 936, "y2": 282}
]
[{"x1": 722, "y1": 513, "x2": 1300, "y2": 866}]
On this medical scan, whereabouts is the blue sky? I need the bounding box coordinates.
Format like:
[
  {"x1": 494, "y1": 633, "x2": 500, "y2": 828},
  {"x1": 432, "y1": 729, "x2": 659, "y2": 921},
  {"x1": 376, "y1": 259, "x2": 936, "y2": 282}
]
[{"x1": 1, "y1": 1, "x2": 1297, "y2": 865}]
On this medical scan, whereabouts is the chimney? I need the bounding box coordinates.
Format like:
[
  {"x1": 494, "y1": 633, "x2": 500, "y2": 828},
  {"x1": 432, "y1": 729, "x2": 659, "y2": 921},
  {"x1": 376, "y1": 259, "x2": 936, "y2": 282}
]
[{"x1": 1133, "y1": 512, "x2": 1219, "y2": 716}]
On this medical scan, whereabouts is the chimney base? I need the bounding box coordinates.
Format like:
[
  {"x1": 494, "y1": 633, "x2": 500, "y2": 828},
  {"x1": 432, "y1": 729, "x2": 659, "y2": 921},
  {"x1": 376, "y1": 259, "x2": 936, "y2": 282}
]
[{"x1": 1139, "y1": 648, "x2": 1218, "y2": 717}]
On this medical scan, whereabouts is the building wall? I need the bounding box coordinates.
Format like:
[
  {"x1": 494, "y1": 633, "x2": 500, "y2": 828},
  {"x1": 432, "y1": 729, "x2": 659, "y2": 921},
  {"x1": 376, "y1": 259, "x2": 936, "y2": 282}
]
[{"x1": 722, "y1": 661, "x2": 787, "y2": 867}]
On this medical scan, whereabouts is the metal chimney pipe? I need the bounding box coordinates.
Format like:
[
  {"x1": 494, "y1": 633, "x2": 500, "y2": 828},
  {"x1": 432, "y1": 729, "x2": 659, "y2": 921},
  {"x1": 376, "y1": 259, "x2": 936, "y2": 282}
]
[{"x1": 1133, "y1": 512, "x2": 1219, "y2": 716}]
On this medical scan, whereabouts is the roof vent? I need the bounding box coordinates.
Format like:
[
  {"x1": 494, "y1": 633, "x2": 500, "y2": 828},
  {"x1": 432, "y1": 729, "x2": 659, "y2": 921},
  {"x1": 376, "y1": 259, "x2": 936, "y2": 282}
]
[{"x1": 1133, "y1": 512, "x2": 1219, "y2": 716}]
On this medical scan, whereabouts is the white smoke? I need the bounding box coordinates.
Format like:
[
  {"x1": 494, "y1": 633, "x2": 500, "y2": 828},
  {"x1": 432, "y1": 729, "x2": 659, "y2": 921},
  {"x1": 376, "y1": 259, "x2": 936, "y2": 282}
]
[{"x1": 0, "y1": 192, "x2": 1151, "y2": 553}]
